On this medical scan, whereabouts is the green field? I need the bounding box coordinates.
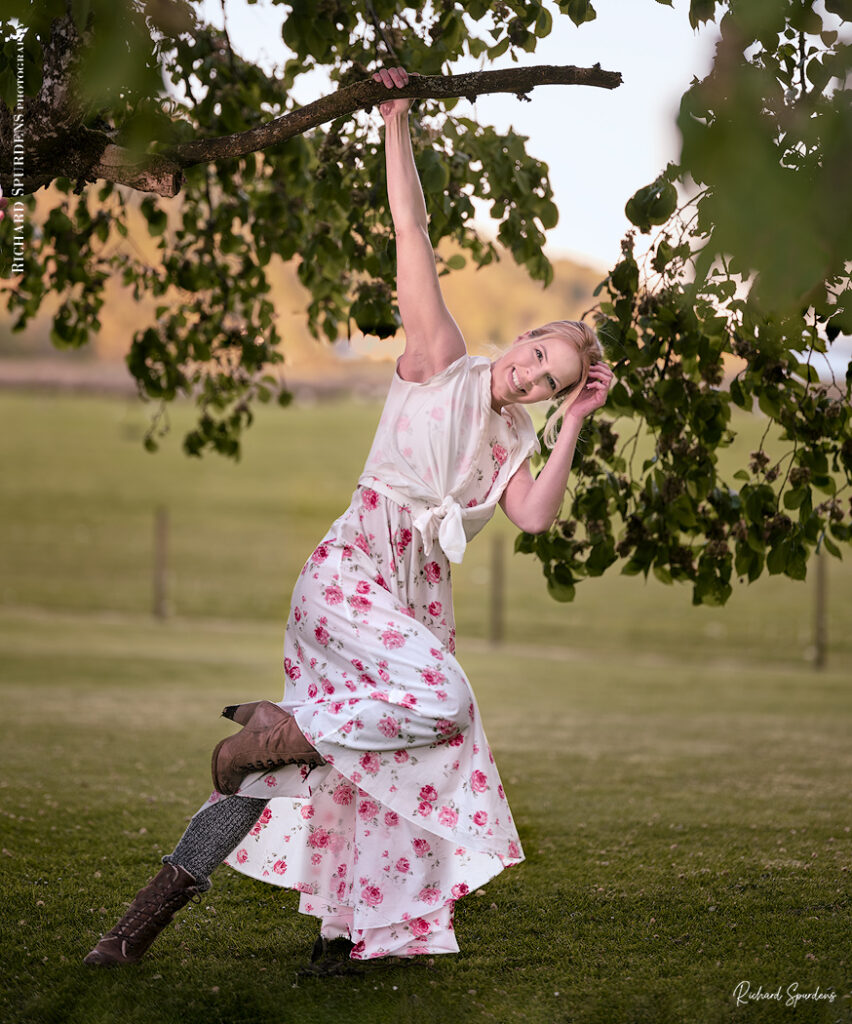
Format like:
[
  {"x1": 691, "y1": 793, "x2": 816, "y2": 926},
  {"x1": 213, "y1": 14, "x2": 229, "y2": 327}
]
[{"x1": 1, "y1": 391, "x2": 850, "y2": 1024}]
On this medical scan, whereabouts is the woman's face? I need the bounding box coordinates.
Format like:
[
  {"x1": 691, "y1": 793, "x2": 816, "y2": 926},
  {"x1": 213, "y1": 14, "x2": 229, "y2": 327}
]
[{"x1": 490, "y1": 330, "x2": 583, "y2": 409}]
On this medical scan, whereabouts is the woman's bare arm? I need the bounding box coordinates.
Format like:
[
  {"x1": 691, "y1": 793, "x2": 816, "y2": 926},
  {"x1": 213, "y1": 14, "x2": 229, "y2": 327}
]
[
  {"x1": 500, "y1": 362, "x2": 614, "y2": 532},
  {"x1": 375, "y1": 68, "x2": 466, "y2": 382}
]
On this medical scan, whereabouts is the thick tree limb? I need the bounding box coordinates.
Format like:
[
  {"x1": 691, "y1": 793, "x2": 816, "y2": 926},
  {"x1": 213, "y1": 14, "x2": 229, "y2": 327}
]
[
  {"x1": 169, "y1": 65, "x2": 622, "y2": 168},
  {"x1": 3, "y1": 64, "x2": 621, "y2": 199}
]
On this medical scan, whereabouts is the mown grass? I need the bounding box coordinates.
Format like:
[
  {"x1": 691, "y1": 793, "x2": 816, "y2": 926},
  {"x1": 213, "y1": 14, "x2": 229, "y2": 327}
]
[
  {"x1": 1, "y1": 610, "x2": 850, "y2": 1024},
  {"x1": 1, "y1": 390, "x2": 851, "y2": 1023}
]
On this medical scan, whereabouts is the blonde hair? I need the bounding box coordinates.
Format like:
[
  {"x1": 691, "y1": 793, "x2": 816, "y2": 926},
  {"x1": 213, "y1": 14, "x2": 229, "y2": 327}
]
[{"x1": 532, "y1": 320, "x2": 603, "y2": 449}]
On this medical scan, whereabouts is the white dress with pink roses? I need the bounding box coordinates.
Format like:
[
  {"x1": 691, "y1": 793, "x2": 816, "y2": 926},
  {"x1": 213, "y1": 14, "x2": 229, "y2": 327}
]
[{"x1": 196, "y1": 355, "x2": 539, "y2": 960}]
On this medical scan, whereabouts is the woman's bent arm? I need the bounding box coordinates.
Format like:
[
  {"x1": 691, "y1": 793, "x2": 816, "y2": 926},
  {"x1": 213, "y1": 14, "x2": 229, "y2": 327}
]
[
  {"x1": 376, "y1": 70, "x2": 465, "y2": 382},
  {"x1": 500, "y1": 361, "x2": 614, "y2": 533},
  {"x1": 499, "y1": 414, "x2": 584, "y2": 534}
]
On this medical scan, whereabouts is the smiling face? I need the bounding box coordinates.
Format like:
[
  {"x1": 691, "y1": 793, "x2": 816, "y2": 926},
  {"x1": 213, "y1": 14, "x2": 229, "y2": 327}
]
[{"x1": 490, "y1": 329, "x2": 584, "y2": 410}]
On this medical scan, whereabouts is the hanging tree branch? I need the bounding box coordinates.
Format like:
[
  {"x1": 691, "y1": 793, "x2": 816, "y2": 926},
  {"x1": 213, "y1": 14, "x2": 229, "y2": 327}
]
[{"x1": 9, "y1": 64, "x2": 621, "y2": 199}]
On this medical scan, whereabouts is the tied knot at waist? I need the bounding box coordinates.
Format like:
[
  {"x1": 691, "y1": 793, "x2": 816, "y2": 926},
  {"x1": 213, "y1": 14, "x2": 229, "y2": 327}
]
[{"x1": 413, "y1": 495, "x2": 466, "y2": 564}]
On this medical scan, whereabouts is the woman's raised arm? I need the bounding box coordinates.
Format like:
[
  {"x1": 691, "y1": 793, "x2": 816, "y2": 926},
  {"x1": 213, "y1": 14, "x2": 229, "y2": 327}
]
[{"x1": 374, "y1": 67, "x2": 466, "y2": 382}]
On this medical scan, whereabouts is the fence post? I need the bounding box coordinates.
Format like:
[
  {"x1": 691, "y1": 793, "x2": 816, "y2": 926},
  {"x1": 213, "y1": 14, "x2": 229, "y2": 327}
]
[
  {"x1": 153, "y1": 505, "x2": 169, "y2": 620},
  {"x1": 814, "y1": 548, "x2": 827, "y2": 670},
  {"x1": 489, "y1": 534, "x2": 505, "y2": 647}
]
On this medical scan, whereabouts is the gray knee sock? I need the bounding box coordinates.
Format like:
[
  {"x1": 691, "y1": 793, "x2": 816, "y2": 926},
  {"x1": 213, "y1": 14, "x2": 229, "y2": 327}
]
[{"x1": 163, "y1": 796, "x2": 269, "y2": 890}]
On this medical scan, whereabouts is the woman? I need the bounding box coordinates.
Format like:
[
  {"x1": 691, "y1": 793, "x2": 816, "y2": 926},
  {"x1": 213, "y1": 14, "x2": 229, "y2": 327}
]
[{"x1": 84, "y1": 67, "x2": 612, "y2": 973}]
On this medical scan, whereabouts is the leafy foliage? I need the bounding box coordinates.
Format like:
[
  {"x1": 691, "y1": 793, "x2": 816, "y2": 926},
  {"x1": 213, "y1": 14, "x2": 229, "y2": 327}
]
[
  {"x1": 0, "y1": 0, "x2": 850, "y2": 605},
  {"x1": 0, "y1": 0, "x2": 560, "y2": 455},
  {"x1": 518, "y1": 0, "x2": 852, "y2": 606}
]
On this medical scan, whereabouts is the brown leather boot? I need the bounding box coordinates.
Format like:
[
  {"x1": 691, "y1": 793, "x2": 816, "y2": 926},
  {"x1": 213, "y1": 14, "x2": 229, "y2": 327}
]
[
  {"x1": 221, "y1": 701, "x2": 265, "y2": 726},
  {"x1": 211, "y1": 700, "x2": 326, "y2": 796},
  {"x1": 83, "y1": 862, "x2": 205, "y2": 967}
]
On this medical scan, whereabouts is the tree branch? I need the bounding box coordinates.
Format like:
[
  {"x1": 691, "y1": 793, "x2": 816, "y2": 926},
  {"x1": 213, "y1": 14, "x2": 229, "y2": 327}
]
[
  {"x1": 169, "y1": 65, "x2": 622, "y2": 169},
  {"x1": 4, "y1": 64, "x2": 621, "y2": 199}
]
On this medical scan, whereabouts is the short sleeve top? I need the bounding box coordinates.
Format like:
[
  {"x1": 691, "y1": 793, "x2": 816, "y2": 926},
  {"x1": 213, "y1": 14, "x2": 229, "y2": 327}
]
[{"x1": 357, "y1": 355, "x2": 540, "y2": 563}]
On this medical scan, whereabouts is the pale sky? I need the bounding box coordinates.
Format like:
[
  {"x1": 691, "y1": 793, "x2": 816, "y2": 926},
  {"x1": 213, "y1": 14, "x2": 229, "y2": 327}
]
[{"x1": 198, "y1": 0, "x2": 720, "y2": 272}]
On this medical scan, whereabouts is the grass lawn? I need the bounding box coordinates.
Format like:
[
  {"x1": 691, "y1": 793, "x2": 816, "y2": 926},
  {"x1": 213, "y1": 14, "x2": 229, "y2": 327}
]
[
  {"x1": 1, "y1": 390, "x2": 850, "y2": 1023},
  {"x1": 1, "y1": 609, "x2": 850, "y2": 1024}
]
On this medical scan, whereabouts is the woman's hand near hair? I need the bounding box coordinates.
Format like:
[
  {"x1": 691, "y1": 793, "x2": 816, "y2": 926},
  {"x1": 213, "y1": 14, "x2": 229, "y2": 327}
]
[
  {"x1": 499, "y1": 361, "x2": 614, "y2": 534},
  {"x1": 374, "y1": 67, "x2": 466, "y2": 382}
]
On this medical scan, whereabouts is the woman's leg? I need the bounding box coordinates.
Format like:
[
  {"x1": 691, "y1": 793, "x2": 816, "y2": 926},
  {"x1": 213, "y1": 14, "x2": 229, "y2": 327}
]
[
  {"x1": 163, "y1": 795, "x2": 270, "y2": 889},
  {"x1": 84, "y1": 796, "x2": 269, "y2": 966}
]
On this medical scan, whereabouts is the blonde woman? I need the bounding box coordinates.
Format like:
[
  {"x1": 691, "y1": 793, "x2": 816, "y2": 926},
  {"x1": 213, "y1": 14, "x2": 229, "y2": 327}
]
[{"x1": 85, "y1": 66, "x2": 612, "y2": 975}]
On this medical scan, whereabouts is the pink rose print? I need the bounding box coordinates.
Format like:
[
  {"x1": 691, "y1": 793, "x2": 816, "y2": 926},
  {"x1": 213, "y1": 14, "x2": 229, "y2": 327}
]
[
  {"x1": 421, "y1": 668, "x2": 446, "y2": 687},
  {"x1": 471, "y1": 770, "x2": 488, "y2": 794},
  {"x1": 355, "y1": 533, "x2": 370, "y2": 555},
  {"x1": 359, "y1": 752, "x2": 381, "y2": 775},
  {"x1": 395, "y1": 857, "x2": 410, "y2": 873},
  {"x1": 284, "y1": 657, "x2": 301, "y2": 681},
  {"x1": 384, "y1": 810, "x2": 399, "y2": 827},
  {"x1": 235, "y1": 848, "x2": 248, "y2": 864},
  {"x1": 308, "y1": 827, "x2": 331, "y2": 849},
  {"x1": 394, "y1": 749, "x2": 409, "y2": 763},
  {"x1": 449, "y1": 733, "x2": 464, "y2": 747},
  {"x1": 430, "y1": 648, "x2": 444, "y2": 660},
  {"x1": 424, "y1": 562, "x2": 441, "y2": 584},
  {"x1": 378, "y1": 715, "x2": 400, "y2": 738},
  {"x1": 332, "y1": 783, "x2": 355, "y2": 805},
  {"x1": 431, "y1": 406, "x2": 444, "y2": 421},
  {"x1": 300, "y1": 805, "x2": 315, "y2": 819},
  {"x1": 362, "y1": 885, "x2": 384, "y2": 907},
  {"x1": 473, "y1": 810, "x2": 488, "y2": 826},
  {"x1": 307, "y1": 683, "x2": 318, "y2": 699},
  {"x1": 324, "y1": 584, "x2": 344, "y2": 605},
  {"x1": 314, "y1": 625, "x2": 330, "y2": 646},
  {"x1": 508, "y1": 840, "x2": 521, "y2": 858},
  {"x1": 395, "y1": 528, "x2": 412, "y2": 556},
  {"x1": 438, "y1": 806, "x2": 459, "y2": 827},
  {"x1": 259, "y1": 807, "x2": 272, "y2": 824},
  {"x1": 361, "y1": 488, "x2": 379, "y2": 510},
  {"x1": 419, "y1": 785, "x2": 437, "y2": 803},
  {"x1": 381, "y1": 628, "x2": 405, "y2": 650},
  {"x1": 493, "y1": 442, "x2": 508, "y2": 465},
  {"x1": 418, "y1": 886, "x2": 441, "y2": 904},
  {"x1": 358, "y1": 799, "x2": 379, "y2": 820},
  {"x1": 412, "y1": 838, "x2": 431, "y2": 857},
  {"x1": 399, "y1": 693, "x2": 417, "y2": 709},
  {"x1": 321, "y1": 678, "x2": 335, "y2": 695},
  {"x1": 498, "y1": 784, "x2": 505, "y2": 800},
  {"x1": 293, "y1": 607, "x2": 302, "y2": 622},
  {"x1": 351, "y1": 657, "x2": 365, "y2": 671},
  {"x1": 295, "y1": 882, "x2": 313, "y2": 894},
  {"x1": 264, "y1": 776, "x2": 278, "y2": 788},
  {"x1": 311, "y1": 544, "x2": 329, "y2": 563},
  {"x1": 417, "y1": 801, "x2": 433, "y2": 817},
  {"x1": 410, "y1": 917, "x2": 431, "y2": 938},
  {"x1": 428, "y1": 600, "x2": 442, "y2": 617},
  {"x1": 350, "y1": 595, "x2": 372, "y2": 613},
  {"x1": 436, "y1": 718, "x2": 457, "y2": 736},
  {"x1": 355, "y1": 581, "x2": 371, "y2": 596},
  {"x1": 378, "y1": 668, "x2": 390, "y2": 682},
  {"x1": 451, "y1": 883, "x2": 470, "y2": 899},
  {"x1": 375, "y1": 573, "x2": 389, "y2": 590},
  {"x1": 272, "y1": 860, "x2": 287, "y2": 875}
]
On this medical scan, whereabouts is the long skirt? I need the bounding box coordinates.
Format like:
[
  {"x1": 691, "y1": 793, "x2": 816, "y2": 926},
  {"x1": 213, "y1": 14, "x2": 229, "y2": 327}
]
[{"x1": 195, "y1": 486, "x2": 524, "y2": 959}]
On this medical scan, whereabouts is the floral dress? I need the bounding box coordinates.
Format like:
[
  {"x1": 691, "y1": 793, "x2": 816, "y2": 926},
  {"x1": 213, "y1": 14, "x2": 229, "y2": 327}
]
[{"x1": 197, "y1": 355, "x2": 539, "y2": 960}]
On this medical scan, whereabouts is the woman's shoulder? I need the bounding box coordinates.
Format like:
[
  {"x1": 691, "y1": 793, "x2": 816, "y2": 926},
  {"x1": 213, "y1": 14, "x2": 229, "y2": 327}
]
[{"x1": 393, "y1": 352, "x2": 485, "y2": 388}]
